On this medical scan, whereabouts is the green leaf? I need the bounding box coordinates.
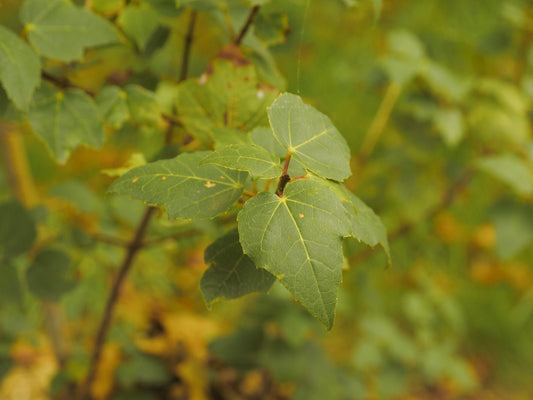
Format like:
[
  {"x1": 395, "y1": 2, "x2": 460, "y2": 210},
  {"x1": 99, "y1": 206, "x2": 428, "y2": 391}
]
[
  {"x1": 21, "y1": 0, "x2": 119, "y2": 62},
  {"x1": 238, "y1": 179, "x2": 351, "y2": 329},
  {"x1": 0, "y1": 200, "x2": 37, "y2": 260},
  {"x1": 124, "y1": 84, "x2": 160, "y2": 125},
  {"x1": 26, "y1": 248, "x2": 76, "y2": 301},
  {"x1": 28, "y1": 83, "x2": 105, "y2": 164},
  {"x1": 348, "y1": 194, "x2": 390, "y2": 261},
  {"x1": 254, "y1": 11, "x2": 288, "y2": 46},
  {"x1": 117, "y1": 4, "x2": 160, "y2": 51},
  {"x1": 201, "y1": 144, "x2": 282, "y2": 179},
  {"x1": 0, "y1": 26, "x2": 40, "y2": 110},
  {"x1": 117, "y1": 351, "x2": 171, "y2": 388},
  {"x1": 96, "y1": 86, "x2": 129, "y2": 129},
  {"x1": 267, "y1": 93, "x2": 351, "y2": 181},
  {"x1": 97, "y1": 84, "x2": 160, "y2": 128},
  {"x1": 432, "y1": 108, "x2": 464, "y2": 147},
  {"x1": 0, "y1": 262, "x2": 24, "y2": 304},
  {"x1": 201, "y1": 229, "x2": 275, "y2": 306},
  {"x1": 176, "y1": 59, "x2": 277, "y2": 144},
  {"x1": 491, "y1": 202, "x2": 533, "y2": 259},
  {"x1": 323, "y1": 180, "x2": 390, "y2": 262},
  {"x1": 213, "y1": 126, "x2": 253, "y2": 149},
  {"x1": 477, "y1": 154, "x2": 533, "y2": 196},
  {"x1": 109, "y1": 152, "x2": 247, "y2": 220},
  {"x1": 250, "y1": 127, "x2": 285, "y2": 157}
]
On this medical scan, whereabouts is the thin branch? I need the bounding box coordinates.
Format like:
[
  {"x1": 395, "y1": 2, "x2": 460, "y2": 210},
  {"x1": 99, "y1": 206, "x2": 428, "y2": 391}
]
[
  {"x1": 41, "y1": 71, "x2": 95, "y2": 96},
  {"x1": 234, "y1": 5, "x2": 260, "y2": 45},
  {"x1": 357, "y1": 81, "x2": 402, "y2": 163},
  {"x1": 76, "y1": 207, "x2": 157, "y2": 400},
  {"x1": 180, "y1": 10, "x2": 197, "y2": 82}
]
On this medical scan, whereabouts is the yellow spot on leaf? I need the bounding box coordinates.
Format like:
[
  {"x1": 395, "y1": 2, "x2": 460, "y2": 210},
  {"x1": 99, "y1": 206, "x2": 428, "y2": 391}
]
[
  {"x1": 131, "y1": 177, "x2": 139, "y2": 183},
  {"x1": 204, "y1": 181, "x2": 216, "y2": 188},
  {"x1": 299, "y1": 213, "x2": 305, "y2": 219},
  {"x1": 161, "y1": 176, "x2": 167, "y2": 180}
]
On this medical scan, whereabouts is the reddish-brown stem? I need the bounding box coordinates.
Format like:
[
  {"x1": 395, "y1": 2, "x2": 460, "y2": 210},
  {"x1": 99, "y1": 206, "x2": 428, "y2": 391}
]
[
  {"x1": 234, "y1": 5, "x2": 260, "y2": 45},
  {"x1": 290, "y1": 175, "x2": 307, "y2": 181},
  {"x1": 281, "y1": 152, "x2": 291, "y2": 175},
  {"x1": 77, "y1": 207, "x2": 157, "y2": 400},
  {"x1": 275, "y1": 152, "x2": 292, "y2": 196}
]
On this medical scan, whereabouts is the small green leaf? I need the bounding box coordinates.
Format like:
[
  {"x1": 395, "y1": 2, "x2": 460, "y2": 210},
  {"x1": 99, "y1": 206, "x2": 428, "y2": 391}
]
[
  {"x1": 0, "y1": 200, "x2": 37, "y2": 260},
  {"x1": 433, "y1": 108, "x2": 464, "y2": 147},
  {"x1": 26, "y1": 248, "x2": 76, "y2": 301},
  {"x1": 117, "y1": 351, "x2": 171, "y2": 388},
  {"x1": 491, "y1": 202, "x2": 533, "y2": 259},
  {"x1": 201, "y1": 229, "x2": 275, "y2": 306},
  {"x1": 28, "y1": 83, "x2": 105, "y2": 164},
  {"x1": 117, "y1": 4, "x2": 160, "y2": 51},
  {"x1": 109, "y1": 152, "x2": 247, "y2": 220},
  {"x1": 124, "y1": 84, "x2": 160, "y2": 125},
  {"x1": 21, "y1": 0, "x2": 119, "y2": 62},
  {"x1": 477, "y1": 154, "x2": 533, "y2": 196},
  {"x1": 96, "y1": 85, "x2": 129, "y2": 129},
  {"x1": 96, "y1": 84, "x2": 160, "y2": 128},
  {"x1": 267, "y1": 93, "x2": 351, "y2": 181},
  {"x1": 0, "y1": 26, "x2": 40, "y2": 110},
  {"x1": 0, "y1": 262, "x2": 24, "y2": 304},
  {"x1": 238, "y1": 179, "x2": 351, "y2": 329},
  {"x1": 254, "y1": 11, "x2": 288, "y2": 46},
  {"x1": 201, "y1": 144, "x2": 282, "y2": 179},
  {"x1": 176, "y1": 59, "x2": 277, "y2": 144}
]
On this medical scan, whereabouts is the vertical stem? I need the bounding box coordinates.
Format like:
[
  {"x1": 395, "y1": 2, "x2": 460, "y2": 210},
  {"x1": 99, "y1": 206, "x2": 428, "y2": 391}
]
[
  {"x1": 77, "y1": 206, "x2": 157, "y2": 400},
  {"x1": 234, "y1": 5, "x2": 260, "y2": 45},
  {"x1": 179, "y1": 10, "x2": 197, "y2": 83},
  {"x1": 0, "y1": 122, "x2": 38, "y2": 207},
  {"x1": 78, "y1": 6, "x2": 200, "y2": 400},
  {"x1": 358, "y1": 81, "x2": 402, "y2": 162},
  {"x1": 165, "y1": 9, "x2": 197, "y2": 145}
]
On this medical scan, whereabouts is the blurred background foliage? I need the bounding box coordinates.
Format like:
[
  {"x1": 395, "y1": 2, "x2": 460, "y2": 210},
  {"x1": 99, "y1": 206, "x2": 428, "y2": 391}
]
[{"x1": 1, "y1": 0, "x2": 533, "y2": 399}]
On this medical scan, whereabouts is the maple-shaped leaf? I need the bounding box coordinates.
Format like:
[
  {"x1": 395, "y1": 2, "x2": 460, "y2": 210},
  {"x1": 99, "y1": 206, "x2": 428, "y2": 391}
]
[
  {"x1": 267, "y1": 93, "x2": 351, "y2": 181},
  {"x1": 109, "y1": 152, "x2": 247, "y2": 220},
  {"x1": 201, "y1": 229, "x2": 276, "y2": 306},
  {"x1": 0, "y1": 26, "x2": 40, "y2": 111},
  {"x1": 21, "y1": 0, "x2": 119, "y2": 62},
  {"x1": 201, "y1": 144, "x2": 282, "y2": 179},
  {"x1": 176, "y1": 59, "x2": 277, "y2": 144},
  {"x1": 28, "y1": 83, "x2": 105, "y2": 164},
  {"x1": 238, "y1": 178, "x2": 351, "y2": 329}
]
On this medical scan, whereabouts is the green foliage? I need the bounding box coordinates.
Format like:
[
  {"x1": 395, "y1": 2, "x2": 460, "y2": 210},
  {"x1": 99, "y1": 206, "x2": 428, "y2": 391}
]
[
  {"x1": 21, "y1": 0, "x2": 119, "y2": 62},
  {"x1": 0, "y1": 26, "x2": 40, "y2": 111},
  {"x1": 1, "y1": 0, "x2": 533, "y2": 398},
  {"x1": 26, "y1": 248, "x2": 76, "y2": 301},
  {"x1": 28, "y1": 84, "x2": 105, "y2": 163},
  {"x1": 0, "y1": 200, "x2": 36, "y2": 260},
  {"x1": 110, "y1": 152, "x2": 248, "y2": 220},
  {"x1": 239, "y1": 179, "x2": 351, "y2": 328},
  {"x1": 201, "y1": 229, "x2": 275, "y2": 305},
  {"x1": 267, "y1": 93, "x2": 351, "y2": 181}
]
